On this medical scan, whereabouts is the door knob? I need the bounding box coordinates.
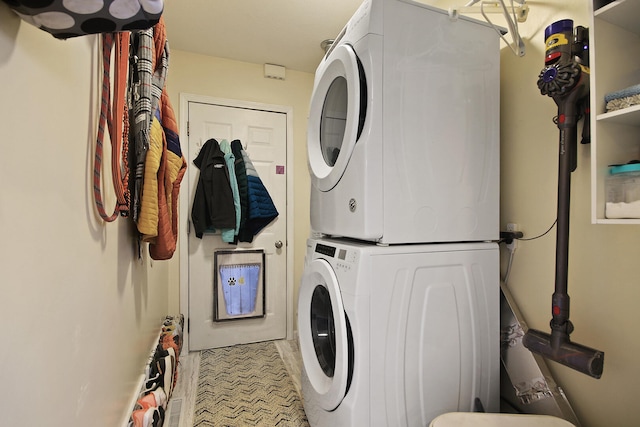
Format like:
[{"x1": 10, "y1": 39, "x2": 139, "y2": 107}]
[{"x1": 275, "y1": 240, "x2": 283, "y2": 249}]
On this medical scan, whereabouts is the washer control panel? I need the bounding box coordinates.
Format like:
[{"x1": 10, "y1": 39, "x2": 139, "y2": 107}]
[
  {"x1": 315, "y1": 243, "x2": 337, "y2": 257},
  {"x1": 315, "y1": 242, "x2": 357, "y2": 273}
]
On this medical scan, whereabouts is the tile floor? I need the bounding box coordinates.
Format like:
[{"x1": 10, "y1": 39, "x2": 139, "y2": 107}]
[{"x1": 168, "y1": 340, "x2": 303, "y2": 427}]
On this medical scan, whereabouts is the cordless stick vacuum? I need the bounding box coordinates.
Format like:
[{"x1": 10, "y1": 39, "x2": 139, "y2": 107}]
[{"x1": 522, "y1": 19, "x2": 604, "y2": 379}]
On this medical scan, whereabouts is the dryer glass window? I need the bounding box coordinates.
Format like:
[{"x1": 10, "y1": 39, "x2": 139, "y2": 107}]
[
  {"x1": 320, "y1": 76, "x2": 348, "y2": 167},
  {"x1": 310, "y1": 285, "x2": 336, "y2": 377}
]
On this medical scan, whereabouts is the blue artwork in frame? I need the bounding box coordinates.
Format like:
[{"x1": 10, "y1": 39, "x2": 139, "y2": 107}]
[{"x1": 214, "y1": 250, "x2": 265, "y2": 321}]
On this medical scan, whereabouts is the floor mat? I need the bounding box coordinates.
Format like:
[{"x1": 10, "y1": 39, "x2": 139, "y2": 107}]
[{"x1": 194, "y1": 341, "x2": 309, "y2": 426}]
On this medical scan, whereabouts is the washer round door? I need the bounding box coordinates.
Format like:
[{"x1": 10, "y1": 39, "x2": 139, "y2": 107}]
[
  {"x1": 307, "y1": 42, "x2": 366, "y2": 192},
  {"x1": 298, "y1": 258, "x2": 350, "y2": 411}
]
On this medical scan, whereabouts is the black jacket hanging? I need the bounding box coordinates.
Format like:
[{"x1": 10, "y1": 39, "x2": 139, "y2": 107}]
[{"x1": 191, "y1": 138, "x2": 236, "y2": 238}]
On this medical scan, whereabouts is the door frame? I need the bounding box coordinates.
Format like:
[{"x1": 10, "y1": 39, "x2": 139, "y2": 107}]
[{"x1": 178, "y1": 93, "x2": 295, "y2": 353}]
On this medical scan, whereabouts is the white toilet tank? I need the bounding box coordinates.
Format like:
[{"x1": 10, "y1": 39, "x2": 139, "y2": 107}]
[{"x1": 430, "y1": 412, "x2": 575, "y2": 427}]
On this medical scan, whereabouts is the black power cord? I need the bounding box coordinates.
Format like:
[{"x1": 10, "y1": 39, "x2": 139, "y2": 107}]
[
  {"x1": 499, "y1": 219, "x2": 557, "y2": 245},
  {"x1": 499, "y1": 230, "x2": 523, "y2": 245},
  {"x1": 518, "y1": 219, "x2": 557, "y2": 241}
]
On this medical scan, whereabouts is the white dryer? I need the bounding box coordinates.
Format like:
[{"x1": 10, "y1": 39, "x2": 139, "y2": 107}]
[
  {"x1": 308, "y1": 0, "x2": 500, "y2": 244},
  {"x1": 298, "y1": 237, "x2": 500, "y2": 427}
]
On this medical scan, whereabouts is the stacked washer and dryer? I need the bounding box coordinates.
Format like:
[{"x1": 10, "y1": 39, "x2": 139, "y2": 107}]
[{"x1": 298, "y1": 0, "x2": 501, "y2": 426}]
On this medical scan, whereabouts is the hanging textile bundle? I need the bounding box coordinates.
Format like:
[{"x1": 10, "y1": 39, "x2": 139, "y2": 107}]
[
  {"x1": 2, "y1": 0, "x2": 163, "y2": 39},
  {"x1": 133, "y1": 17, "x2": 187, "y2": 260},
  {"x1": 129, "y1": 15, "x2": 171, "y2": 225},
  {"x1": 191, "y1": 139, "x2": 278, "y2": 243},
  {"x1": 90, "y1": 15, "x2": 185, "y2": 260},
  {"x1": 93, "y1": 32, "x2": 131, "y2": 222}
]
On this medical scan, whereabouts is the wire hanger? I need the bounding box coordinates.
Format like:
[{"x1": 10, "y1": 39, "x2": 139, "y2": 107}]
[{"x1": 449, "y1": 0, "x2": 528, "y2": 57}]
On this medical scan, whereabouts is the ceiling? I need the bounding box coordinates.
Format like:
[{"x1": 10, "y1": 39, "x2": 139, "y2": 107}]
[
  {"x1": 164, "y1": 0, "x2": 384, "y2": 73},
  {"x1": 162, "y1": 0, "x2": 368, "y2": 74},
  {"x1": 162, "y1": 1, "x2": 497, "y2": 74}
]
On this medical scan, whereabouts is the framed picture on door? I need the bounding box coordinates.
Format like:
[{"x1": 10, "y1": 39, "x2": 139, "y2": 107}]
[{"x1": 213, "y1": 250, "x2": 265, "y2": 321}]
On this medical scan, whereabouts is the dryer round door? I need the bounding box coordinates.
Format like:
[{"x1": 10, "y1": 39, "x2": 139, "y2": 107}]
[
  {"x1": 307, "y1": 43, "x2": 365, "y2": 192},
  {"x1": 298, "y1": 258, "x2": 350, "y2": 411}
]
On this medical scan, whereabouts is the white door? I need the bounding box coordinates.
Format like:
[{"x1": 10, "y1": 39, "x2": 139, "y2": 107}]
[{"x1": 186, "y1": 100, "x2": 288, "y2": 350}]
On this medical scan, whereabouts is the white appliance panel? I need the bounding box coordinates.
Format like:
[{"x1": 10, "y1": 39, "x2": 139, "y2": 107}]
[
  {"x1": 308, "y1": 0, "x2": 500, "y2": 244},
  {"x1": 298, "y1": 237, "x2": 500, "y2": 427},
  {"x1": 369, "y1": 247, "x2": 499, "y2": 425}
]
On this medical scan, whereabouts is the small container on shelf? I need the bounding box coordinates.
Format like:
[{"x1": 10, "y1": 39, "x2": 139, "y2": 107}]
[{"x1": 605, "y1": 162, "x2": 640, "y2": 218}]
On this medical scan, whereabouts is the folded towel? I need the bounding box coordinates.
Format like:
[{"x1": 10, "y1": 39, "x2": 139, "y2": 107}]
[
  {"x1": 604, "y1": 83, "x2": 640, "y2": 102},
  {"x1": 604, "y1": 83, "x2": 640, "y2": 112},
  {"x1": 605, "y1": 200, "x2": 640, "y2": 219},
  {"x1": 606, "y1": 94, "x2": 640, "y2": 112}
]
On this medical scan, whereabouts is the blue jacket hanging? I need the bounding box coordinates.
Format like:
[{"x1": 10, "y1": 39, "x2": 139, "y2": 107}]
[
  {"x1": 237, "y1": 146, "x2": 279, "y2": 243},
  {"x1": 219, "y1": 140, "x2": 241, "y2": 243}
]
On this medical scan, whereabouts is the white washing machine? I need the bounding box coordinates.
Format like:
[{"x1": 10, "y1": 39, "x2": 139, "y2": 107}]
[
  {"x1": 298, "y1": 237, "x2": 500, "y2": 427},
  {"x1": 308, "y1": 0, "x2": 500, "y2": 244}
]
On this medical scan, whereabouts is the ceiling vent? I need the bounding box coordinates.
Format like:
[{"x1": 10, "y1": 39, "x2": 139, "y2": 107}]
[{"x1": 264, "y1": 63, "x2": 286, "y2": 80}]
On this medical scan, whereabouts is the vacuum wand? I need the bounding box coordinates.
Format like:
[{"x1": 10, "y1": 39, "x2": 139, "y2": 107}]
[
  {"x1": 523, "y1": 108, "x2": 604, "y2": 378},
  {"x1": 522, "y1": 19, "x2": 604, "y2": 379}
]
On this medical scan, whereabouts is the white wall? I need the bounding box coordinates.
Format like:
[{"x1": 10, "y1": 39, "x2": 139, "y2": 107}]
[
  {"x1": 0, "y1": 7, "x2": 171, "y2": 426},
  {"x1": 498, "y1": 1, "x2": 640, "y2": 426}
]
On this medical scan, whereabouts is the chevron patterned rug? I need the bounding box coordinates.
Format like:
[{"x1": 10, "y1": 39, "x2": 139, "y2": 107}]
[{"x1": 194, "y1": 341, "x2": 309, "y2": 426}]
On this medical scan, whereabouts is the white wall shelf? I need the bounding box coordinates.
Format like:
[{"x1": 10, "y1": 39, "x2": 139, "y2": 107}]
[
  {"x1": 590, "y1": 0, "x2": 640, "y2": 224},
  {"x1": 594, "y1": 0, "x2": 640, "y2": 34},
  {"x1": 596, "y1": 104, "x2": 640, "y2": 126}
]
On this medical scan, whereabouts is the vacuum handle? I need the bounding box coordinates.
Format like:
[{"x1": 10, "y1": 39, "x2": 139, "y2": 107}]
[
  {"x1": 553, "y1": 97, "x2": 577, "y2": 330},
  {"x1": 553, "y1": 77, "x2": 587, "y2": 304},
  {"x1": 581, "y1": 103, "x2": 591, "y2": 145},
  {"x1": 556, "y1": 96, "x2": 580, "y2": 173}
]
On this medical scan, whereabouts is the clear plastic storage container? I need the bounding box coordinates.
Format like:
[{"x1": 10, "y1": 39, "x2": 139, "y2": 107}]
[{"x1": 605, "y1": 163, "x2": 640, "y2": 218}]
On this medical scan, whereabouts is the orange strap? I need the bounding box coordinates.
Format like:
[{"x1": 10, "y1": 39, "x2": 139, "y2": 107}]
[{"x1": 94, "y1": 32, "x2": 130, "y2": 222}]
